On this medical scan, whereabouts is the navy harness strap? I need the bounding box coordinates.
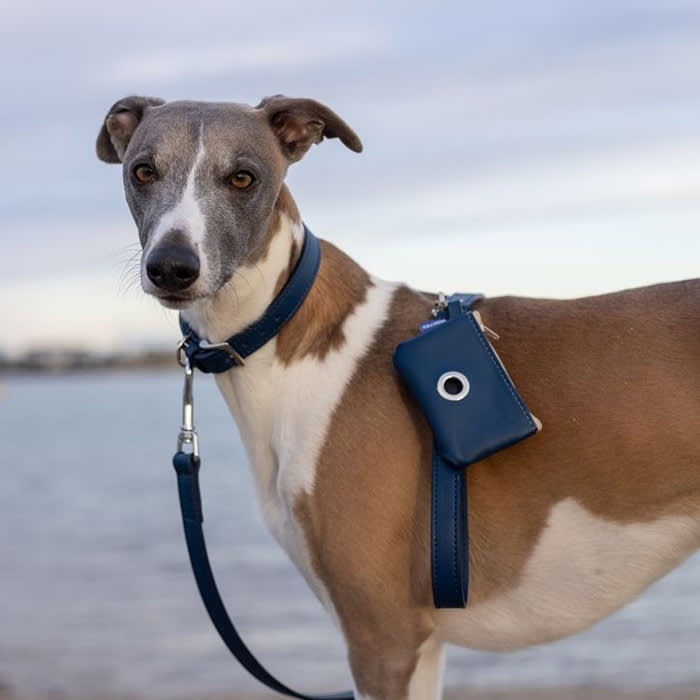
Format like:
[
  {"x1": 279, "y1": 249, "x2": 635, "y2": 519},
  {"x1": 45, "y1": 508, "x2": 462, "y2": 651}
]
[
  {"x1": 173, "y1": 450, "x2": 354, "y2": 700},
  {"x1": 431, "y1": 451, "x2": 469, "y2": 608},
  {"x1": 430, "y1": 295, "x2": 477, "y2": 609},
  {"x1": 179, "y1": 225, "x2": 322, "y2": 373},
  {"x1": 393, "y1": 292, "x2": 538, "y2": 608}
]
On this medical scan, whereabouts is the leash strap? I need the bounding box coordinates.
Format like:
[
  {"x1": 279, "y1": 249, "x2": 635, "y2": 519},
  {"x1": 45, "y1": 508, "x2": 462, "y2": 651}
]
[
  {"x1": 170, "y1": 228, "x2": 352, "y2": 698},
  {"x1": 173, "y1": 450, "x2": 354, "y2": 700}
]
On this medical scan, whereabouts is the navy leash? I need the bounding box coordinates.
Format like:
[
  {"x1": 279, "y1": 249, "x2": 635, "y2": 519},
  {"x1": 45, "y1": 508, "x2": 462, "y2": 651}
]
[
  {"x1": 173, "y1": 448, "x2": 353, "y2": 700},
  {"x1": 171, "y1": 226, "x2": 354, "y2": 699}
]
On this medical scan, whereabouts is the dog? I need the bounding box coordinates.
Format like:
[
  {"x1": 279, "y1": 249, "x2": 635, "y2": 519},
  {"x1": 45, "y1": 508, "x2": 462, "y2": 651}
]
[{"x1": 97, "y1": 95, "x2": 700, "y2": 700}]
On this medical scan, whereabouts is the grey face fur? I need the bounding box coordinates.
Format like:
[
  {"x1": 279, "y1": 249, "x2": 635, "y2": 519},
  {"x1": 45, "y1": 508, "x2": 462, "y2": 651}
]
[{"x1": 96, "y1": 96, "x2": 362, "y2": 309}]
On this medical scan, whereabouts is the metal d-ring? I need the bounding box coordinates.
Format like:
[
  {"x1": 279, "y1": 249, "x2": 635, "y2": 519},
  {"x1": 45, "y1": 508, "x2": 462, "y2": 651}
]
[{"x1": 437, "y1": 371, "x2": 470, "y2": 402}]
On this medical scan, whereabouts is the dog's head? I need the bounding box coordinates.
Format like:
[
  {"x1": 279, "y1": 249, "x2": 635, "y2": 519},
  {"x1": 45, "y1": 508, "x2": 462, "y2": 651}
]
[{"x1": 96, "y1": 96, "x2": 361, "y2": 309}]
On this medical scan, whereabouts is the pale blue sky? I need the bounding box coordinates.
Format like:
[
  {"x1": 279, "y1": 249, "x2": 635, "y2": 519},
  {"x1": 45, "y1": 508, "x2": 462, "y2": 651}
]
[{"x1": 2, "y1": 1, "x2": 700, "y2": 352}]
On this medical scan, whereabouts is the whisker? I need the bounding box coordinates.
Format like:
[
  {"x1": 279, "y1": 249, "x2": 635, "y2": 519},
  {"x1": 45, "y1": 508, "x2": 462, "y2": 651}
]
[
  {"x1": 114, "y1": 243, "x2": 142, "y2": 265},
  {"x1": 118, "y1": 259, "x2": 142, "y2": 296}
]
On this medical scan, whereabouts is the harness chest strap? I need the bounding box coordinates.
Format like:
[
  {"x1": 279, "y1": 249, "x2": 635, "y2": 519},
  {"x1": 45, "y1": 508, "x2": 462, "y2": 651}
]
[
  {"x1": 393, "y1": 296, "x2": 539, "y2": 608},
  {"x1": 169, "y1": 224, "x2": 539, "y2": 697}
]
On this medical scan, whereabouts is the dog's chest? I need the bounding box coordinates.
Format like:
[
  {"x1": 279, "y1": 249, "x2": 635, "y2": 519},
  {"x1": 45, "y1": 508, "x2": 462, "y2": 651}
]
[
  {"x1": 212, "y1": 280, "x2": 396, "y2": 603},
  {"x1": 212, "y1": 354, "x2": 325, "y2": 595}
]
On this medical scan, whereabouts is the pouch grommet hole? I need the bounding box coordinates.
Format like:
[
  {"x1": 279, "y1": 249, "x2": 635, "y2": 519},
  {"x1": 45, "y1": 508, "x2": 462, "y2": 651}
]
[{"x1": 437, "y1": 371, "x2": 470, "y2": 401}]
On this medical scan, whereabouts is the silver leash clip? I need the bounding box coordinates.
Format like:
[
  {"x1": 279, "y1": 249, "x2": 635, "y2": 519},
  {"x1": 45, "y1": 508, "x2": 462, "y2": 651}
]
[
  {"x1": 176, "y1": 334, "x2": 191, "y2": 368},
  {"x1": 177, "y1": 355, "x2": 199, "y2": 457}
]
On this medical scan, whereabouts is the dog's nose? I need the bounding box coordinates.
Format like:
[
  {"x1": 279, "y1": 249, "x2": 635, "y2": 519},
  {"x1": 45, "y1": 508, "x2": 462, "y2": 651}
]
[{"x1": 146, "y1": 245, "x2": 200, "y2": 291}]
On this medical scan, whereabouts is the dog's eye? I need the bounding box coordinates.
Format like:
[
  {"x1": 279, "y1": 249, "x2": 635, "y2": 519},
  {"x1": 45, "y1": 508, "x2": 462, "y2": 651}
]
[
  {"x1": 133, "y1": 164, "x2": 157, "y2": 184},
  {"x1": 229, "y1": 170, "x2": 255, "y2": 190}
]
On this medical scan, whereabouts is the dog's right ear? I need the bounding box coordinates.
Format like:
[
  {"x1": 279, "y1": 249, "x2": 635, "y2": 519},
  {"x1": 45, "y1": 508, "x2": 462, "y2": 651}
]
[
  {"x1": 257, "y1": 95, "x2": 362, "y2": 163},
  {"x1": 96, "y1": 96, "x2": 165, "y2": 163}
]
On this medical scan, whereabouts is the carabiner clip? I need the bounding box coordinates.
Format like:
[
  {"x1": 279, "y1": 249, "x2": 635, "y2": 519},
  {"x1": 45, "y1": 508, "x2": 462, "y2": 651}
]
[
  {"x1": 176, "y1": 357, "x2": 199, "y2": 457},
  {"x1": 177, "y1": 334, "x2": 191, "y2": 368}
]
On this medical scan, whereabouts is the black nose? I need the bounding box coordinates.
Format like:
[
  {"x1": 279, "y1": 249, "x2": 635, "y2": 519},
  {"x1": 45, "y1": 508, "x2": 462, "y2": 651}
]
[{"x1": 146, "y1": 245, "x2": 200, "y2": 291}]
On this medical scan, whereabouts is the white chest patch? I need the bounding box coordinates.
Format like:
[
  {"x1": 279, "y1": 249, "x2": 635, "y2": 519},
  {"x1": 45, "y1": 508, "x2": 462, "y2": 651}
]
[
  {"x1": 435, "y1": 497, "x2": 700, "y2": 651},
  {"x1": 211, "y1": 279, "x2": 396, "y2": 609}
]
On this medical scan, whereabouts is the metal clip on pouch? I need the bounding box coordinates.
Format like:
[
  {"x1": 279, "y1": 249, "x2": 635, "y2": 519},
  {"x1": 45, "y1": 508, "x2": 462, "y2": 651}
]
[{"x1": 393, "y1": 293, "x2": 539, "y2": 608}]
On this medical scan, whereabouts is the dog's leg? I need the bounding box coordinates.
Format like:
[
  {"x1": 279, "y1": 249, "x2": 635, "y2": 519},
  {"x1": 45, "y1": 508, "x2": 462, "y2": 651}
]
[
  {"x1": 347, "y1": 633, "x2": 445, "y2": 700},
  {"x1": 407, "y1": 636, "x2": 446, "y2": 700}
]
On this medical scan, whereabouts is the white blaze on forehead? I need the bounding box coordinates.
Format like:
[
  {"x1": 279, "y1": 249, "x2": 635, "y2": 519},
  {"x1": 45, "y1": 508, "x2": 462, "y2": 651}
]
[{"x1": 145, "y1": 123, "x2": 208, "y2": 262}]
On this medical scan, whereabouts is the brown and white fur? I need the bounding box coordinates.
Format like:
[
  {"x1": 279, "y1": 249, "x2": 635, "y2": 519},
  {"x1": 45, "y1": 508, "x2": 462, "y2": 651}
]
[{"x1": 97, "y1": 95, "x2": 700, "y2": 700}]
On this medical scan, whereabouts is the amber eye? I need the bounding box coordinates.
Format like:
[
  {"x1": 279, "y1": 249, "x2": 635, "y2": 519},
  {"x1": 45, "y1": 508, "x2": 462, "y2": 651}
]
[
  {"x1": 229, "y1": 170, "x2": 255, "y2": 189},
  {"x1": 133, "y1": 164, "x2": 156, "y2": 184}
]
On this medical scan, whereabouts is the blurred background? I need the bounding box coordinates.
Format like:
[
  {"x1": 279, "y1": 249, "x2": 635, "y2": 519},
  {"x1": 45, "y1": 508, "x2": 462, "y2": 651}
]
[{"x1": 1, "y1": 1, "x2": 700, "y2": 699}]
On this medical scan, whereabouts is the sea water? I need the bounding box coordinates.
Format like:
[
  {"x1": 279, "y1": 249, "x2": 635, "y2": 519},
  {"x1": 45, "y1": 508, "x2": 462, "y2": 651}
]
[{"x1": 1, "y1": 372, "x2": 698, "y2": 698}]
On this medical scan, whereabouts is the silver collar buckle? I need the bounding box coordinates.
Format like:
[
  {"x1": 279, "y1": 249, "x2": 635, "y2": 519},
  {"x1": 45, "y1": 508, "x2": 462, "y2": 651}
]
[{"x1": 198, "y1": 339, "x2": 246, "y2": 367}]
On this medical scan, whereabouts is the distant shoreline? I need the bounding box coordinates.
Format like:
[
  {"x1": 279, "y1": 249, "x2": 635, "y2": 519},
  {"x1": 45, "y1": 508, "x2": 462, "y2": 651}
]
[{"x1": 0, "y1": 349, "x2": 177, "y2": 375}]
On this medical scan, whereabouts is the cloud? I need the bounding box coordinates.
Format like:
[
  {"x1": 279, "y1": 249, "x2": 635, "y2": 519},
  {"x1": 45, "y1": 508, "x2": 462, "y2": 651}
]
[
  {"x1": 101, "y1": 28, "x2": 390, "y2": 87},
  {"x1": 3, "y1": 0, "x2": 700, "y2": 351}
]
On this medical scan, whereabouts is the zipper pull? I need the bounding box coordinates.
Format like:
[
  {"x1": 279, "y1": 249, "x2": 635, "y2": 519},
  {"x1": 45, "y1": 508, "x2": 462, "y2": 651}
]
[
  {"x1": 432, "y1": 291, "x2": 448, "y2": 318},
  {"x1": 473, "y1": 310, "x2": 500, "y2": 341}
]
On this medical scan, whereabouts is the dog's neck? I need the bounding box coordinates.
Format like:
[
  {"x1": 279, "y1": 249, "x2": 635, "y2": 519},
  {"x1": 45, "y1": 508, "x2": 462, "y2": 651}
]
[
  {"x1": 181, "y1": 184, "x2": 305, "y2": 348},
  {"x1": 182, "y1": 183, "x2": 375, "y2": 368}
]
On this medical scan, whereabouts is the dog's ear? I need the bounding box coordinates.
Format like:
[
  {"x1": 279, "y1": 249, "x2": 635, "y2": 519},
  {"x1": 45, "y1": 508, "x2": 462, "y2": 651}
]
[
  {"x1": 257, "y1": 95, "x2": 362, "y2": 163},
  {"x1": 96, "y1": 96, "x2": 165, "y2": 163}
]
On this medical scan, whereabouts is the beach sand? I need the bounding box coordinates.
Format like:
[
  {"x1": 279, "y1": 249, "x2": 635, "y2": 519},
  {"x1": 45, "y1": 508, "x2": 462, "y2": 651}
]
[
  {"x1": 440, "y1": 690, "x2": 700, "y2": 700},
  {"x1": 2, "y1": 688, "x2": 698, "y2": 700}
]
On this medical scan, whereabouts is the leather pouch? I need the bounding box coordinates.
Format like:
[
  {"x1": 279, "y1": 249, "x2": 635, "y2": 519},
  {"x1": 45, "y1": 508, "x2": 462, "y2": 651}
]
[{"x1": 393, "y1": 312, "x2": 538, "y2": 466}]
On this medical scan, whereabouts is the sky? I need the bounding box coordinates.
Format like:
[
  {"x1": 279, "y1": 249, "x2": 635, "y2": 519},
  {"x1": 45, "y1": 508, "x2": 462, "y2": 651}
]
[{"x1": 1, "y1": 1, "x2": 700, "y2": 353}]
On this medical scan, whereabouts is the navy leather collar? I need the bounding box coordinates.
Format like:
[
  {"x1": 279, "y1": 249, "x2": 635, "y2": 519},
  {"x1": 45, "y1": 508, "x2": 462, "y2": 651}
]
[{"x1": 178, "y1": 225, "x2": 321, "y2": 373}]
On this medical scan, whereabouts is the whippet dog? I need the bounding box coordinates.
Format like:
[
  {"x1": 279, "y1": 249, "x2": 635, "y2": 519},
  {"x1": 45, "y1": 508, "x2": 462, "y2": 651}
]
[{"x1": 96, "y1": 95, "x2": 700, "y2": 700}]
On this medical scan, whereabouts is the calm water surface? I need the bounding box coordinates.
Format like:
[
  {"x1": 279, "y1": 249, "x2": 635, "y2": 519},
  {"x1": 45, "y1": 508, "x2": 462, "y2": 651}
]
[{"x1": 1, "y1": 372, "x2": 699, "y2": 698}]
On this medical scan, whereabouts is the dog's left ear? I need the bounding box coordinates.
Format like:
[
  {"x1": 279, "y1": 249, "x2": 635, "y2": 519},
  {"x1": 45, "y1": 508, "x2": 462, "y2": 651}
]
[
  {"x1": 96, "y1": 96, "x2": 165, "y2": 163},
  {"x1": 257, "y1": 95, "x2": 362, "y2": 163}
]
